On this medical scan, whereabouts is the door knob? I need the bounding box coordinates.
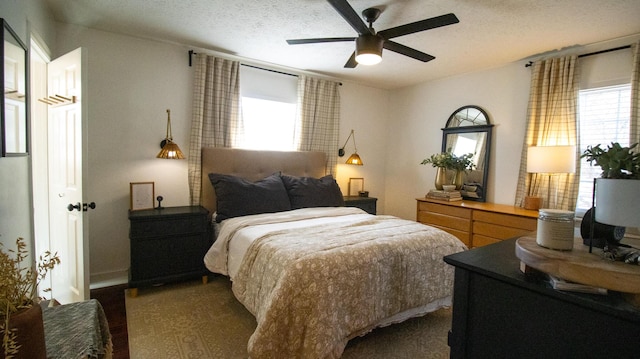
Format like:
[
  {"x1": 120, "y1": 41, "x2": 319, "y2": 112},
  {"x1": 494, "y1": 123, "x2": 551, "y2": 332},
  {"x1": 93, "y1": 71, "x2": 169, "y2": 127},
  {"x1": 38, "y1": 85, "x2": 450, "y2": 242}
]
[
  {"x1": 67, "y1": 202, "x2": 81, "y2": 211},
  {"x1": 83, "y1": 202, "x2": 96, "y2": 211}
]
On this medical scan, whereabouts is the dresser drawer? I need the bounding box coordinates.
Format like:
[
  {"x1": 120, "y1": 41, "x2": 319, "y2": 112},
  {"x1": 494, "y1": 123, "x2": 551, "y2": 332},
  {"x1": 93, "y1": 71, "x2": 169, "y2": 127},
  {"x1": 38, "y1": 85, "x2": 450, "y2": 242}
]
[
  {"x1": 130, "y1": 215, "x2": 207, "y2": 238},
  {"x1": 417, "y1": 198, "x2": 539, "y2": 248},
  {"x1": 419, "y1": 212, "x2": 470, "y2": 232},
  {"x1": 130, "y1": 233, "x2": 210, "y2": 281},
  {"x1": 472, "y1": 234, "x2": 501, "y2": 247},
  {"x1": 473, "y1": 211, "x2": 537, "y2": 231},
  {"x1": 433, "y1": 226, "x2": 471, "y2": 247},
  {"x1": 473, "y1": 221, "x2": 534, "y2": 240},
  {"x1": 418, "y1": 202, "x2": 471, "y2": 219}
]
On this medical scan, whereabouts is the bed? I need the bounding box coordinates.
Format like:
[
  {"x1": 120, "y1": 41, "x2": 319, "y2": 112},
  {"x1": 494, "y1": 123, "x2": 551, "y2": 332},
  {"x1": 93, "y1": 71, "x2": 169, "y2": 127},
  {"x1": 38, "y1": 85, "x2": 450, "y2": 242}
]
[{"x1": 200, "y1": 147, "x2": 467, "y2": 359}]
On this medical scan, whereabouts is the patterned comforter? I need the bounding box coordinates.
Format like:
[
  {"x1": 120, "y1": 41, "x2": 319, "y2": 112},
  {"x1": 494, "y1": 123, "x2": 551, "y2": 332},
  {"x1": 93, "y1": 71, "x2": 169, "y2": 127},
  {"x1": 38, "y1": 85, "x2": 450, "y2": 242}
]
[{"x1": 206, "y1": 207, "x2": 466, "y2": 359}]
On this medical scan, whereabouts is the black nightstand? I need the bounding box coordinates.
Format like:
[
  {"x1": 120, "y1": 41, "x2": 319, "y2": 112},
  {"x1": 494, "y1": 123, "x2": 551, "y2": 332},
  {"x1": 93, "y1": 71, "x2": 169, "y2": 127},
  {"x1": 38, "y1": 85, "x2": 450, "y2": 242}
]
[
  {"x1": 128, "y1": 206, "x2": 211, "y2": 296},
  {"x1": 344, "y1": 196, "x2": 377, "y2": 215}
]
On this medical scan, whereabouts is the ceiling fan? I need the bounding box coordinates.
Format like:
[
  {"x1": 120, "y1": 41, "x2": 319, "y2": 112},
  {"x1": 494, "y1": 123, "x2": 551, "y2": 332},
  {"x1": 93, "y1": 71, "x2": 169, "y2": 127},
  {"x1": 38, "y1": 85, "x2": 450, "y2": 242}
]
[{"x1": 286, "y1": 0, "x2": 459, "y2": 68}]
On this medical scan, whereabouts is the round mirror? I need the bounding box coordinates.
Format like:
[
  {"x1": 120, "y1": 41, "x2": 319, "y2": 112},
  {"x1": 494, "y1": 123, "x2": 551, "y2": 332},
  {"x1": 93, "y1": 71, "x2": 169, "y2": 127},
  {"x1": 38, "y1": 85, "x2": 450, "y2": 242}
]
[{"x1": 442, "y1": 105, "x2": 493, "y2": 202}]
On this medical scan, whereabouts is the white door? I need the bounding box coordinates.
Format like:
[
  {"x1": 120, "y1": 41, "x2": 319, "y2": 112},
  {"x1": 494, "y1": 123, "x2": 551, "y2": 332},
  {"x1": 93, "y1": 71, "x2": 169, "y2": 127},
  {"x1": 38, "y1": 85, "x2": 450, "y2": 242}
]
[{"x1": 47, "y1": 48, "x2": 88, "y2": 303}]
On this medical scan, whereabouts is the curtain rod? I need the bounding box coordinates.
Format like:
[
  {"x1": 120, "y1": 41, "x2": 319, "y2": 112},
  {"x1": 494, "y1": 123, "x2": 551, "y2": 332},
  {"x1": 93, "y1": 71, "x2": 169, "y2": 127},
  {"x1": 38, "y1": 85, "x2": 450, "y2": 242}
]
[
  {"x1": 189, "y1": 50, "x2": 342, "y2": 85},
  {"x1": 524, "y1": 44, "x2": 632, "y2": 67},
  {"x1": 241, "y1": 63, "x2": 298, "y2": 78}
]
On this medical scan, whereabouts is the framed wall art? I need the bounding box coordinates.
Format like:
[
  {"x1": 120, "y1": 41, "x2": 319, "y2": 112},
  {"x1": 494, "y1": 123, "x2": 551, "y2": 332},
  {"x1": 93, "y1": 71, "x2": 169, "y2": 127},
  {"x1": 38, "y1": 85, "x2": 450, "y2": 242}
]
[
  {"x1": 130, "y1": 182, "x2": 155, "y2": 211},
  {"x1": 348, "y1": 177, "x2": 364, "y2": 197}
]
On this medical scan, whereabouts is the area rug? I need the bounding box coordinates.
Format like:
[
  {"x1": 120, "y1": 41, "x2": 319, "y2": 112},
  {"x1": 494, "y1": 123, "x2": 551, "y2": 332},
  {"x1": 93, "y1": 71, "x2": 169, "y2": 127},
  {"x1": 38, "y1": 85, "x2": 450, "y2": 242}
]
[{"x1": 125, "y1": 276, "x2": 451, "y2": 358}]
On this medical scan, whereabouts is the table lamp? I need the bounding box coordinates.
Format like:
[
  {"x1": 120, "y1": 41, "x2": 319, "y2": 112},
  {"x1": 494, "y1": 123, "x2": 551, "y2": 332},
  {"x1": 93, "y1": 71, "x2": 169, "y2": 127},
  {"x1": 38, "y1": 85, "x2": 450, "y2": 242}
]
[{"x1": 526, "y1": 145, "x2": 576, "y2": 209}]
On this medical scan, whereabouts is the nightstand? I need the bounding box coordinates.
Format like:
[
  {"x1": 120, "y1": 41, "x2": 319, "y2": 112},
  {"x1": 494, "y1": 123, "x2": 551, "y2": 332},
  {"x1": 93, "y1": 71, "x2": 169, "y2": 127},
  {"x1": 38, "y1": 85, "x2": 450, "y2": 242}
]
[
  {"x1": 344, "y1": 196, "x2": 377, "y2": 215},
  {"x1": 128, "y1": 206, "x2": 211, "y2": 296}
]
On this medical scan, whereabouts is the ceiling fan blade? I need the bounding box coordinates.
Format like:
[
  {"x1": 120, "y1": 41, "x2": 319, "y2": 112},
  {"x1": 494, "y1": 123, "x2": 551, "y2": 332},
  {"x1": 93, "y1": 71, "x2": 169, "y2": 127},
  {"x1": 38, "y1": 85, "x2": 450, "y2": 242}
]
[
  {"x1": 378, "y1": 13, "x2": 459, "y2": 40},
  {"x1": 327, "y1": 0, "x2": 372, "y2": 35},
  {"x1": 287, "y1": 37, "x2": 355, "y2": 45},
  {"x1": 383, "y1": 41, "x2": 435, "y2": 62},
  {"x1": 344, "y1": 52, "x2": 358, "y2": 68}
]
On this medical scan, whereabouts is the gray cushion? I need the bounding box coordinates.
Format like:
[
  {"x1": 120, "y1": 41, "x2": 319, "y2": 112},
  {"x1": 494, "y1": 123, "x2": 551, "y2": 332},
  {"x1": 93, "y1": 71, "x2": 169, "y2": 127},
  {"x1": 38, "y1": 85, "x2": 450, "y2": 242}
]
[
  {"x1": 208, "y1": 172, "x2": 291, "y2": 222},
  {"x1": 281, "y1": 174, "x2": 345, "y2": 209}
]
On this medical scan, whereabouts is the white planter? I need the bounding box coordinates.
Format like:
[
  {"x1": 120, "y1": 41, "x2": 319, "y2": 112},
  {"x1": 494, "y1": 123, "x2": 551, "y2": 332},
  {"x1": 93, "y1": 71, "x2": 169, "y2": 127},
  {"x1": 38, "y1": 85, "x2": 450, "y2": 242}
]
[{"x1": 595, "y1": 178, "x2": 640, "y2": 227}]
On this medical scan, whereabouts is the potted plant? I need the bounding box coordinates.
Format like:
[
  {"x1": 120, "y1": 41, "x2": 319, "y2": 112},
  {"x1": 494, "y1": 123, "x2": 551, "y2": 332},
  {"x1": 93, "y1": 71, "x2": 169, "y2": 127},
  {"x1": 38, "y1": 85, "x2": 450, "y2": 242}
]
[
  {"x1": 1, "y1": 237, "x2": 60, "y2": 359},
  {"x1": 421, "y1": 151, "x2": 475, "y2": 189},
  {"x1": 581, "y1": 142, "x2": 640, "y2": 234},
  {"x1": 581, "y1": 142, "x2": 640, "y2": 179}
]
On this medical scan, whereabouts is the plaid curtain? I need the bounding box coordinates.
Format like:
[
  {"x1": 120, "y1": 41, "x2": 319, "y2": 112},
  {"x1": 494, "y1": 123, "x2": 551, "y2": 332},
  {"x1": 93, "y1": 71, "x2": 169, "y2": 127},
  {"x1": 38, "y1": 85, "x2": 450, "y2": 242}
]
[
  {"x1": 188, "y1": 54, "x2": 242, "y2": 205},
  {"x1": 295, "y1": 75, "x2": 341, "y2": 176},
  {"x1": 514, "y1": 56, "x2": 580, "y2": 210},
  {"x1": 631, "y1": 41, "x2": 640, "y2": 146}
]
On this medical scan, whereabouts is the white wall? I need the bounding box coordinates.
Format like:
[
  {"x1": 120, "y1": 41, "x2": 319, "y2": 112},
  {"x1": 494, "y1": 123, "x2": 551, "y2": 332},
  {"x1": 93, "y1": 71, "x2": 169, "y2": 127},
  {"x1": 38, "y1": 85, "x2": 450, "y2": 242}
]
[
  {"x1": 383, "y1": 64, "x2": 531, "y2": 220},
  {"x1": 336, "y1": 83, "x2": 390, "y2": 213}
]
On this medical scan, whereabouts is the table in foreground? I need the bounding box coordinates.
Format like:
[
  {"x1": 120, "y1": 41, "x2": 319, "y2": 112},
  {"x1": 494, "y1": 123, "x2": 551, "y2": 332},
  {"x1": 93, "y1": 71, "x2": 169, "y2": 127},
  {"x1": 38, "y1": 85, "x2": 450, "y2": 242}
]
[{"x1": 444, "y1": 238, "x2": 640, "y2": 359}]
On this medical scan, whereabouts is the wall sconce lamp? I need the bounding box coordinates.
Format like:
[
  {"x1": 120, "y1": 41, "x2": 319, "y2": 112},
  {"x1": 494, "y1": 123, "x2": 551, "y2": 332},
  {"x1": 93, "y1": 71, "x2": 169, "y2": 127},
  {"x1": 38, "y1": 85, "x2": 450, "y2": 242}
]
[
  {"x1": 338, "y1": 129, "x2": 363, "y2": 165},
  {"x1": 355, "y1": 34, "x2": 383, "y2": 65},
  {"x1": 525, "y1": 145, "x2": 576, "y2": 209},
  {"x1": 157, "y1": 109, "x2": 185, "y2": 159}
]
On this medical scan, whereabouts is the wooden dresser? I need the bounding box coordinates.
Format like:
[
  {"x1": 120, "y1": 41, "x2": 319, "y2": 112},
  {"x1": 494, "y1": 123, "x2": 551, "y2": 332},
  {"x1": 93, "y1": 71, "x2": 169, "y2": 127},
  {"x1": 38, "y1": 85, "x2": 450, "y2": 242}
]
[{"x1": 416, "y1": 197, "x2": 538, "y2": 248}]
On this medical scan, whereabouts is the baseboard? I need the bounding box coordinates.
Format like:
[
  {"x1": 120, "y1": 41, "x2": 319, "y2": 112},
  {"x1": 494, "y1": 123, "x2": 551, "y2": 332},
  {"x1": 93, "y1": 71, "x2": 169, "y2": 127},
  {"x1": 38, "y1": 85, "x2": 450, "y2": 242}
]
[{"x1": 90, "y1": 269, "x2": 129, "y2": 289}]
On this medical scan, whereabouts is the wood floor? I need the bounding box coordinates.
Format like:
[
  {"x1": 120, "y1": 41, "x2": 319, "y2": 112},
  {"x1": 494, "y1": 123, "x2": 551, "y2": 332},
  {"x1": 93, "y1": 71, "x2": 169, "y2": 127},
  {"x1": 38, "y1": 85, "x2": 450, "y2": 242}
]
[{"x1": 90, "y1": 284, "x2": 130, "y2": 359}]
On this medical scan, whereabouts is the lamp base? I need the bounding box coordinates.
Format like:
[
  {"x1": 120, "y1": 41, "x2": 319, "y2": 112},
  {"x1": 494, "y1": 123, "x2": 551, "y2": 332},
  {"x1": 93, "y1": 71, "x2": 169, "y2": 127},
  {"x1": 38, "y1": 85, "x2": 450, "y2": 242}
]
[{"x1": 524, "y1": 196, "x2": 542, "y2": 210}]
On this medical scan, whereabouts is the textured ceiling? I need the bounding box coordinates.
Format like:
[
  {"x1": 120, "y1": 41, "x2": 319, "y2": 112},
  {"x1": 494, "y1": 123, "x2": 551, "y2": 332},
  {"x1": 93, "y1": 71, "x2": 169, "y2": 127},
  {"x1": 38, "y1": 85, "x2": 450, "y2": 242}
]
[{"x1": 44, "y1": 0, "x2": 640, "y2": 89}]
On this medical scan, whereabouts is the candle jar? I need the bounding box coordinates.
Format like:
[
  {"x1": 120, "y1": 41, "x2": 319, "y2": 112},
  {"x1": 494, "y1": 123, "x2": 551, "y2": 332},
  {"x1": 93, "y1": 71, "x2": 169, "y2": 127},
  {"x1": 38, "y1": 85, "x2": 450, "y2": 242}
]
[{"x1": 536, "y1": 209, "x2": 575, "y2": 250}]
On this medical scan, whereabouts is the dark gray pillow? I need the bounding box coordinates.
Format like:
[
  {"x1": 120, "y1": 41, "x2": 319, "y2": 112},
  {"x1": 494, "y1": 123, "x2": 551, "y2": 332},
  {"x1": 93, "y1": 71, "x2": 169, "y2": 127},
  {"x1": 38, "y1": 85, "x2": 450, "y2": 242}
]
[
  {"x1": 281, "y1": 174, "x2": 345, "y2": 209},
  {"x1": 208, "y1": 173, "x2": 291, "y2": 222}
]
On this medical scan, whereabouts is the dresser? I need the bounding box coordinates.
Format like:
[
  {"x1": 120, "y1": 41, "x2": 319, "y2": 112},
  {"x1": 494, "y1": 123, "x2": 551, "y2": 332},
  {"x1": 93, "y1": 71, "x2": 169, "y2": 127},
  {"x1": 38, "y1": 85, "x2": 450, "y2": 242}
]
[
  {"x1": 344, "y1": 196, "x2": 377, "y2": 215},
  {"x1": 128, "y1": 206, "x2": 211, "y2": 296},
  {"x1": 444, "y1": 239, "x2": 640, "y2": 358},
  {"x1": 416, "y1": 197, "x2": 538, "y2": 248}
]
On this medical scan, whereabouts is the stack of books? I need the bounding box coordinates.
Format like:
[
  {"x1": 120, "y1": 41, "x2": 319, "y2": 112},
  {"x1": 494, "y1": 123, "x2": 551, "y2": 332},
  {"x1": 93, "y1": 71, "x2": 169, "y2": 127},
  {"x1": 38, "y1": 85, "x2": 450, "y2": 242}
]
[{"x1": 426, "y1": 189, "x2": 462, "y2": 201}]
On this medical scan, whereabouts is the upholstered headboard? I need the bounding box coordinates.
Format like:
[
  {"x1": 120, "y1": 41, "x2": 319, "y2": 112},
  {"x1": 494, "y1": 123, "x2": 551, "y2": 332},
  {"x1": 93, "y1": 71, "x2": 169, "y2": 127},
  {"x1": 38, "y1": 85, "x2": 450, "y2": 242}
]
[{"x1": 200, "y1": 147, "x2": 327, "y2": 214}]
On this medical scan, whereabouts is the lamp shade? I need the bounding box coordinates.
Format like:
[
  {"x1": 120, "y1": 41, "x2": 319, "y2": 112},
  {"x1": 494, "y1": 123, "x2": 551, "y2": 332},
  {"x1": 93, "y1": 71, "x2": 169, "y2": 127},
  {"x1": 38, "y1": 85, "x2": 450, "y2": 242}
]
[
  {"x1": 346, "y1": 153, "x2": 363, "y2": 166},
  {"x1": 157, "y1": 139, "x2": 185, "y2": 159},
  {"x1": 527, "y1": 145, "x2": 576, "y2": 173},
  {"x1": 355, "y1": 34, "x2": 383, "y2": 65},
  {"x1": 595, "y1": 178, "x2": 640, "y2": 227}
]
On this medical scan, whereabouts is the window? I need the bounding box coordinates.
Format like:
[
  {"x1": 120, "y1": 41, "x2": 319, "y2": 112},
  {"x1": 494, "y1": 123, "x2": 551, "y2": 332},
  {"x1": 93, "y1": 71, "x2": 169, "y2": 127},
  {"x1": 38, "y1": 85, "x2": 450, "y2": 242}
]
[
  {"x1": 239, "y1": 97, "x2": 297, "y2": 151},
  {"x1": 576, "y1": 84, "x2": 631, "y2": 213},
  {"x1": 238, "y1": 65, "x2": 298, "y2": 151}
]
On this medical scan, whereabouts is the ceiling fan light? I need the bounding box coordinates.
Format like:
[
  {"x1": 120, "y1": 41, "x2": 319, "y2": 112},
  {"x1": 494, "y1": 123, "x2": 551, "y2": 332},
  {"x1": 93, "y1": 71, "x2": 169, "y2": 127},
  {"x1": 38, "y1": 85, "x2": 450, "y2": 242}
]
[
  {"x1": 355, "y1": 53, "x2": 382, "y2": 65},
  {"x1": 356, "y1": 35, "x2": 383, "y2": 65}
]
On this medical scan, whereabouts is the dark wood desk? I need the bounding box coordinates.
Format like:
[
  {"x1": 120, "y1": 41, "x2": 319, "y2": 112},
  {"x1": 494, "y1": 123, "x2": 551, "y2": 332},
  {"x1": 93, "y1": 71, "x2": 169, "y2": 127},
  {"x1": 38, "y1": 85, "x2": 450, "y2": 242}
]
[{"x1": 444, "y1": 239, "x2": 640, "y2": 359}]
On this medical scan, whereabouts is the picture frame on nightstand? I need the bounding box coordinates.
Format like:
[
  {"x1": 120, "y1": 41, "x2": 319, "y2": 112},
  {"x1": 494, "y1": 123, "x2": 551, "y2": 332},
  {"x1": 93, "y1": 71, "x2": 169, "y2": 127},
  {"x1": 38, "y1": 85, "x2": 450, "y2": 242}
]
[
  {"x1": 130, "y1": 182, "x2": 155, "y2": 211},
  {"x1": 348, "y1": 178, "x2": 364, "y2": 197}
]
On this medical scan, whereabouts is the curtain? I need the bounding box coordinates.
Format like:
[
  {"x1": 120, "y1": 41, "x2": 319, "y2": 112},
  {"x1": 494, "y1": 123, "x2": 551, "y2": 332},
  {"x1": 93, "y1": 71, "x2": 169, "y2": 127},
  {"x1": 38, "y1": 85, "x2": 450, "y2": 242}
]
[
  {"x1": 631, "y1": 41, "x2": 640, "y2": 146},
  {"x1": 188, "y1": 54, "x2": 241, "y2": 205},
  {"x1": 295, "y1": 75, "x2": 341, "y2": 176},
  {"x1": 514, "y1": 55, "x2": 580, "y2": 211}
]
